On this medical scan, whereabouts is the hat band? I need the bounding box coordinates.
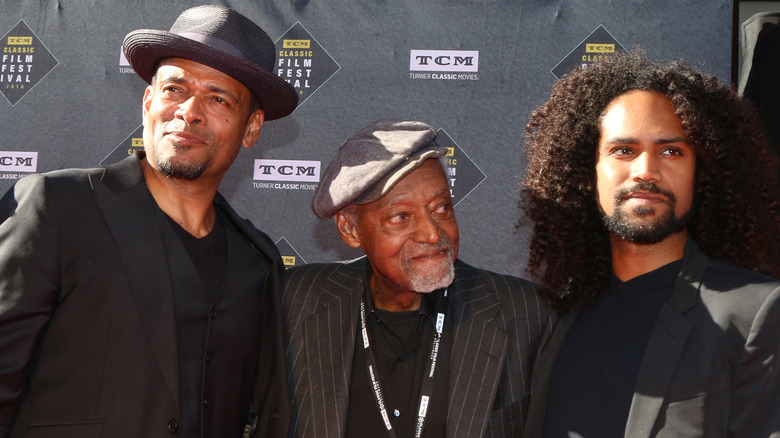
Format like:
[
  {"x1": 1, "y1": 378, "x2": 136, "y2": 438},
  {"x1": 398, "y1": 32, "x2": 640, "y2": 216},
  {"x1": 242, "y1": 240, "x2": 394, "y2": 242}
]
[{"x1": 178, "y1": 32, "x2": 247, "y2": 60}]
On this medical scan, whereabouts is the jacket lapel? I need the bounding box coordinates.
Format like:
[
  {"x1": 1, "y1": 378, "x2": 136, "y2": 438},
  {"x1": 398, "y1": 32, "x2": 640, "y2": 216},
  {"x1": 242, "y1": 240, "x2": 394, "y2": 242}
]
[
  {"x1": 446, "y1": 261, "x2": 509, "y2": 437},
  {"x1": 303, "y1": 259, "x2": 364, "y2": 436},
  {"x1": 90, "y1": 154, "x2": 180, "y2": 403},
  {"x1": 523, "y1": 309, "x2": 579, "y2": 437},
  {"x1": 624, "y1": 238, "x2": 707, "y2": 438}
]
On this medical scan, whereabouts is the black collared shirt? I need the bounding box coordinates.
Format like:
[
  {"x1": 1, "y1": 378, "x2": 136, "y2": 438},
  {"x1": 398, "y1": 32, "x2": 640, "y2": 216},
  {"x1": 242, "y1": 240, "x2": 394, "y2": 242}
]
[{"x1": 346, "y1": 285, "x2": 451, "y2": 438}]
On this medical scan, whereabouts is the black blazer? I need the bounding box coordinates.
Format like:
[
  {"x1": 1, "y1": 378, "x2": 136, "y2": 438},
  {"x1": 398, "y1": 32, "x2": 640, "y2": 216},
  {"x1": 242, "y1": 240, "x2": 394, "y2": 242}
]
[
  {"x1": 524, "y1": 239, "x2": 780, "y2": 437},
  {"x1": 0, "y1": 154, "x2": 290, "y2": 438},
  {"x1": 282, "y1": 257, "x2": 554, "y2": 438}
]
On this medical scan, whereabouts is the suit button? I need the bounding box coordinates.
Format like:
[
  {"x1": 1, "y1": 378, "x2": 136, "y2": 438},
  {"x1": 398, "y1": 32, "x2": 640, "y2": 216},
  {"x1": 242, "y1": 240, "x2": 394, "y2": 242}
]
[
  {"x1": 167, "y1": 419, "x2": 179, "y2": 433},
  {"x1": 206, "y1": 354, "x2": 214, "y2": 365},
  {"x1": 203, "y1": 399, "x2": 210, "y2": 408},
  {"x1": 210, "y1": 310, "x2": 218, "y2": 320}
]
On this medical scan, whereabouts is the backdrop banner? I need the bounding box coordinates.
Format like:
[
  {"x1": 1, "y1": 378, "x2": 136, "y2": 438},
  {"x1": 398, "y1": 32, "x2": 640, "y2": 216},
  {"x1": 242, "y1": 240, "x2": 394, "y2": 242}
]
[{"x1": 0, "y1": 0, "x2": 733, "y2": 276}]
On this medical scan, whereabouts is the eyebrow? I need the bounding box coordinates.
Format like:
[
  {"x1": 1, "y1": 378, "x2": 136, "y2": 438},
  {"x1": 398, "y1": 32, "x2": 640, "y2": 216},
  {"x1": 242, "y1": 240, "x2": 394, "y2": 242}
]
[
  {"x1": 605, "y1": 136, "x2": 689, "y2": 145},
  {"x1": 158, "y1": 75, "x2": 187, "y2": 86}
]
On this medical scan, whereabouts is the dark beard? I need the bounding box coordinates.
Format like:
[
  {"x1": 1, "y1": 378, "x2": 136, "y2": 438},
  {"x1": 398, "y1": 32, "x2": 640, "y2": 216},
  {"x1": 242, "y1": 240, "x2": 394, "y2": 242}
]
[
  {"x1": 155, "y1": 143, "x2": 206, "y2": 180},
  {"x1": 601, "y1": 181, "x2": 692, "y2": 244}
]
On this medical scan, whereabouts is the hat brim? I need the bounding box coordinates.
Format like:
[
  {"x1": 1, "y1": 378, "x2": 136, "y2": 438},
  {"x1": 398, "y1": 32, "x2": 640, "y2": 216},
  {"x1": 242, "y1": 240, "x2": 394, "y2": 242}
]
[{"x1": 123, "y1": 29, "x2": 298, "y2": 120}]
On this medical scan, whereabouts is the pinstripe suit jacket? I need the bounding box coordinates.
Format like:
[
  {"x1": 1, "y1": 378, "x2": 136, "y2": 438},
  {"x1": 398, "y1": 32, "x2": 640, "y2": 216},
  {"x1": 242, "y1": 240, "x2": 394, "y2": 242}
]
[{"x1": 282, "y1": 257, "x2": 554, "y2": 438}]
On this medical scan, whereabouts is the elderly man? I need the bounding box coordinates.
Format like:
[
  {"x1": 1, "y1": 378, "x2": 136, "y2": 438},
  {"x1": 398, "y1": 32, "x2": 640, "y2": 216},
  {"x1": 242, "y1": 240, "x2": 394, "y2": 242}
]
[
  {"x1": 0, "y1": 6, "x2": 297, "y2": 438},
  {"x1": 520, "y1": 53, "x2": 780, "y2": 436},
  {"x1": 282, "y1": 119, "x2": 553, "y2": 438}
]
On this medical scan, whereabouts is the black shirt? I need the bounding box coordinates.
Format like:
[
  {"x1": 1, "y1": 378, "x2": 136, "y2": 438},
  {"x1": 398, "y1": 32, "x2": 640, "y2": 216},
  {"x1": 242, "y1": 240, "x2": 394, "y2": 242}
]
[
  {"x1": 167, "y1": 211, "x2": 228, "y2": 303},
  {"x1": 346, "y1": 286, "x2": 451, "y2": 438},
  {"x1": 157, "y1": 206, "x2": 266, "y2": 438},
  {"x1": 164, "y1": 210, "x2": 228, "y2": 438},
  {"x1": 543, "y1": 260, "x2": 682, "y2": 437}
]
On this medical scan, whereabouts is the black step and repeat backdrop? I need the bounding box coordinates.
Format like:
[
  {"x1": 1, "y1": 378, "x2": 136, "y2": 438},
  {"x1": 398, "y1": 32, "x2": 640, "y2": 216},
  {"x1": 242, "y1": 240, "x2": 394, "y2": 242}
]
[{"x1": 0, "y1": 0, "x2": 732, "y2": 276}]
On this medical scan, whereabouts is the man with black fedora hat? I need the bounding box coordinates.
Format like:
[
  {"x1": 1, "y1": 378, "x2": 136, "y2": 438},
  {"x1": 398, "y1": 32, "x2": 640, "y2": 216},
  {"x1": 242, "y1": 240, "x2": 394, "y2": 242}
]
[
  {"x1": 282, "y1": 119, "x2": 555, "y2": 438},
  {"x1": 0, "y1": 5, "x2": 296, "y2": 438}
]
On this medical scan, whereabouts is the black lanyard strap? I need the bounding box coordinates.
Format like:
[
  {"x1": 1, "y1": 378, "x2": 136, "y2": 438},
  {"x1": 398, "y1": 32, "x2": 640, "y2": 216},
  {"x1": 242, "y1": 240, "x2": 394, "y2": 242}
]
[{"x1": 359, "y1": 289, "x2": 448, "y2": 438}]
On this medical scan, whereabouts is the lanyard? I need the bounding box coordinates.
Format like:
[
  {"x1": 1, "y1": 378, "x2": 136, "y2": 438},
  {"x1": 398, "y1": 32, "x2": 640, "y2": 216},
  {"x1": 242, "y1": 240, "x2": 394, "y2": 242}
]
[{"x1": 359, "y1": 289, "x2": 448, "y2": 438}]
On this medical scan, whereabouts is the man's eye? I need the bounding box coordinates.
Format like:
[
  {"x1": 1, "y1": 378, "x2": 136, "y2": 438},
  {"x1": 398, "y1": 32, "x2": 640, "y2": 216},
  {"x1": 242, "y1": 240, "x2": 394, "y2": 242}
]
[
  {"x1": 612, "y1": 147, "x2": 633, "y2": 155},
  {"x1": 388, "y1": 213, "x2": 408, "y2": 224},
  {"x1": 660, "y1": 147, "x2": 682, "y2": 156},
  {"x1": 435, "y1": 203, "x2": 452, "y2": 215}
]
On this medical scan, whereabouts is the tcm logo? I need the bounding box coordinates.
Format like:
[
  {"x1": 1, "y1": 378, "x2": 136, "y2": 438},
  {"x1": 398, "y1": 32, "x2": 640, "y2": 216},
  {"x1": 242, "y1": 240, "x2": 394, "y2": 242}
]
[
  {"x1": 282, "y1": 256, "x2": 296, "y2": 266},
  {"x1": 283, "y1": 39, "x2": 310, "y2": 49},
  {"x1": 0, "y1": 151, "x2": 37, "y2": 172},
  {"x1": 253, "y1": 159, "x2": 320, "y2": 182},
  {"x1": 410, "y1": 50, "x2": 479, "y2": 72},
  {"x1": 586, "y1": 44, "x2": 615, "y2": 54},
  {"x1": 7, "y1": 36, "x2": 32, "y2": 45}
]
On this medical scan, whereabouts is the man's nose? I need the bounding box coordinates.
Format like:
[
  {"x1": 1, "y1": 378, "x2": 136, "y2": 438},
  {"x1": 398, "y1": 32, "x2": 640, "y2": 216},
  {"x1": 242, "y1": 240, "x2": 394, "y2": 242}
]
[
  {"x1": 412, "y1": 214, "x2": 441, "y2": 244},
  {"x1": 175, "y1": 96, "x2": 204, "y2": 125},
  {"x1": 631, "y1": 151, "x2": 660, "y2": 183}
]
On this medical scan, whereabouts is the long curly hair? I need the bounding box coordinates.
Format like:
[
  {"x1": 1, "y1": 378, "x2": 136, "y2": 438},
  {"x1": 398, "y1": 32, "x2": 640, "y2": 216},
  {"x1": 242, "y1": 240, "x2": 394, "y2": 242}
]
[{"x1": 520, "y1": 52, "x2": 780, "y2": 315}]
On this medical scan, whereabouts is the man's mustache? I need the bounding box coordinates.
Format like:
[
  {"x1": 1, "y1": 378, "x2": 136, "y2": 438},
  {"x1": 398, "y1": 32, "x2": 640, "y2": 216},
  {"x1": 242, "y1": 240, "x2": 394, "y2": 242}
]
[
  {"x1": 615, "y1": 181, "x2": 676, "y2": 204},
  {"x1": 405, "y1": 236, "x2": 453, "y2": 259}
]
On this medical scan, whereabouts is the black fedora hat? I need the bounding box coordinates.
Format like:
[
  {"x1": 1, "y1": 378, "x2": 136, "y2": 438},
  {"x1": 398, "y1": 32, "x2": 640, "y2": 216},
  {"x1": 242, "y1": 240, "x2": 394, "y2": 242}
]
[{"x1": 123, "y1": 5, "x2": 298, "y2": 120}]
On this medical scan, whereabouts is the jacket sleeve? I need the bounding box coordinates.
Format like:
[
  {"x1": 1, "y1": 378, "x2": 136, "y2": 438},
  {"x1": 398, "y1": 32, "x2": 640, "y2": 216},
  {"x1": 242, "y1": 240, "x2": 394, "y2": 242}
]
[
  {"x1": 0, "y1": 174, "x2": 61, "y2": 436},
  {"x1": 730, "y1": 284, "x2": 780, "y2": 437}
]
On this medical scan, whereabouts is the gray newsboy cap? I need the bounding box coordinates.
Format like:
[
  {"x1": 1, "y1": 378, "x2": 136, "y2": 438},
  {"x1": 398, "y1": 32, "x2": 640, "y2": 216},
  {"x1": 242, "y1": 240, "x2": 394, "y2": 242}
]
[{"x1": 311, "y1": 119, "x2": 448, "y2": 219}]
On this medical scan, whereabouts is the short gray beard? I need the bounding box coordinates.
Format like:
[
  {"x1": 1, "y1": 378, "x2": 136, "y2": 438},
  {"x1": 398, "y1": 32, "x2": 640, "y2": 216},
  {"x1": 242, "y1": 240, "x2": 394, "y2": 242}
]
[{"x1": 404, "y1": 247, "x2": 455, "y2": 293}]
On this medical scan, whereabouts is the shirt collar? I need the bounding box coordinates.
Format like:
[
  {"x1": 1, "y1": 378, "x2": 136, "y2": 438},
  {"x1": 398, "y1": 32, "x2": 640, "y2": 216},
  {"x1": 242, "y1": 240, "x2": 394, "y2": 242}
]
[{"x1": 362, "y1": 271, "x2": 443, "y2": 322}]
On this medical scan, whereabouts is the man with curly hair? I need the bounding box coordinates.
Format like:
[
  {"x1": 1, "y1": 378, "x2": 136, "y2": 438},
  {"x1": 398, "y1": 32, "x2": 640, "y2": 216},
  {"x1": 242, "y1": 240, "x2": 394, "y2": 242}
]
[{"x1": 520, "y1": 52, "x2": 780, "y2": 437}]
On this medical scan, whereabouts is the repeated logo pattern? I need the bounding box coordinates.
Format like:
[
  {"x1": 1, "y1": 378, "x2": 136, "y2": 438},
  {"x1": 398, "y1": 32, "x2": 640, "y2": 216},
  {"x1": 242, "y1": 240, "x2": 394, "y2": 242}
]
[
  {"x1": 551, "y1": 25, "x2": 626, "y2": 79},
  {"x1": 436, "y1": 129, "x2": 486, "y2": 207},
  {"x1": 409, "y1": 50, "x2": 480, "y2": 81},
  {"x1": 0, "y1": 20, "x2": 58, "y2": 105},
  {"x1": 100, "y1": 125, "x2": 144, "y2": 166},
  {"x1": 276, "y1": 237, "x2": 307, "y2": 268},
  {"x1": 275, "y1": 22, "x2": 340, "y2": 107}
]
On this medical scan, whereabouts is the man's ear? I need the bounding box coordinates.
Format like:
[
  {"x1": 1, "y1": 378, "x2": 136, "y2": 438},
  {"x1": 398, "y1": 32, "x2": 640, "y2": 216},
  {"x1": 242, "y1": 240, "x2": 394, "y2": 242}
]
[
  {"x1": 335, "y1": 212, "x2": 362, "y2": 248},
  {"x1": 243, "y1": 109, "x2": 265, "y2": 149},
  {"x1": 142, "y1": 85, "x2": 153, "y2": 120}
]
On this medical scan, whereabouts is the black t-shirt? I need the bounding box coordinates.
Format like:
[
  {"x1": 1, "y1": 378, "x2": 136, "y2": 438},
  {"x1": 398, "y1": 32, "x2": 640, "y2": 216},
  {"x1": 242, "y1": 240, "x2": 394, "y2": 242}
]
[
  {"x1": 346, "y1": 288, "x2": 451, "y2": 438},
  {"x1": 166, "y1": 212, "x2": 227, "y2": 303},
  {"x1": 542, "y1": 260, "x2": 682, "y2": 437}
]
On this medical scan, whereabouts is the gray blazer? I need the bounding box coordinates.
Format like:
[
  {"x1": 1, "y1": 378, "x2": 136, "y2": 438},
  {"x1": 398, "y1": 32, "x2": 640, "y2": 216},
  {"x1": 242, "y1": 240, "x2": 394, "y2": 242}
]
[
  {"x1": 524, "y1": 239, "x2": 780, "y2": 437},
  {"x1": 282, "y1": 257, "x2": 554, "y2": 438}
]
